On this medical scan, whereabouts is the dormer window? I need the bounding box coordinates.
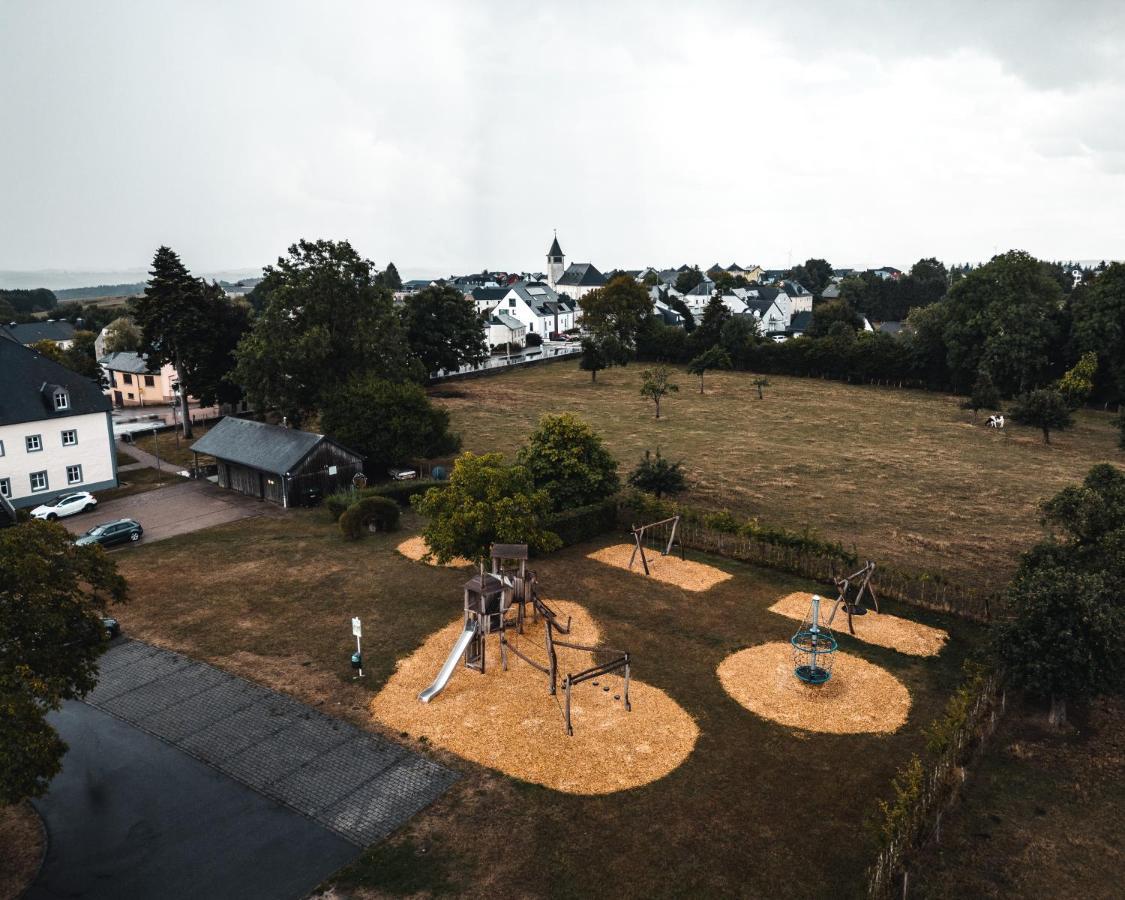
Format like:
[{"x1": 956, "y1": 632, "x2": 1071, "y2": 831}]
[{"x1": 53, "y1": 390, "x2": 69, "y2": 411}]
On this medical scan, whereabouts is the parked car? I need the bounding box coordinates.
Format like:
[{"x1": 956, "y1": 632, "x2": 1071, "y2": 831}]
[
  {"x1": 75, "y1": 518, "x2": 144, "y2": 548},
  {"x1": 388, "y1": 467, "x2": 418, "y2": 480},
  {"x1": 31, "y1": 491, "x2": 97, "y2": 520}
]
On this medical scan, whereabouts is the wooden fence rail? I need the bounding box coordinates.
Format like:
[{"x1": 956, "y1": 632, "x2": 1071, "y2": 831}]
[
  {"x1": 668, "y1": 520, "x2": 1007, "y2": 623},
  {"x1": 865, "y1": 675, "x2": 1007, "y2": 899}
]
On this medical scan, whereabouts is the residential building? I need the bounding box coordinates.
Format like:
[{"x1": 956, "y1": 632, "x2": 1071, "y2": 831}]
[
  {"x1": 486, "y1": 311, "x2": 527, "y2": 349},
  {"x1": 871, "y1": 266, "x2": 903, "y2": 281},
  {"x1": 496, "y1": 281, "x2": 579, "y2": 338},
  {"x1": 0, "y1": 338, "x2": 117, "y2": 508},
  {"x1": 1, "y1": 319, "x2": 78, "y2": 349},
  {"x1": 98, "y1": 351, "x2": 182, "y2": 407}
]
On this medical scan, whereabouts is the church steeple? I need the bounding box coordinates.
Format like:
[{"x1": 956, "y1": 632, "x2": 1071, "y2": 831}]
[{"x1": 547, "y1": 231, "x2": 565, "y2": 287}]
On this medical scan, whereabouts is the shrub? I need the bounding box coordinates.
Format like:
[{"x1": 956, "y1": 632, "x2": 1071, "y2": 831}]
[
  {"x1": 526, "y1": 332, "x2": 543, "y2": 347},
  {"x1": 703, "y1": 510, "x2": 741, "y2": 534},
  {"x1": 325, "y1": 491, "x2": 353, "y2": 522},
  {"x1": 543, "y1": 498, "x2": 618, "y2": 549},
  {"x1": 627, "y1": 449, "x2": 686, "y2": 497},
  {"x1": 617, "y1": 487, "x2": 675, "y2": 523},
  {"x1": 517, "y1": 413, "x2": 619, "y2": 511},
  {"x1": 339, "y1": 496, "x2": 401, "y2": 540}
]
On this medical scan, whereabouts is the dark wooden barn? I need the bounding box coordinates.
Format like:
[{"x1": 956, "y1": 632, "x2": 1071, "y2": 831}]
[{"x1": 190, "y1": 417, "x2": 364, "y2": 508}]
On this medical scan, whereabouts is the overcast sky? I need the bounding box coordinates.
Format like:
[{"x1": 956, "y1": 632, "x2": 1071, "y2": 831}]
[{"x1": 2, "y1": 1, "x2": 1123, "y2": 281}]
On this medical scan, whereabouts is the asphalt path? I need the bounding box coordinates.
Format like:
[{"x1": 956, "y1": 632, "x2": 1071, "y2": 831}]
[{"x1": 28, "y1": 702, "x2": 360, "y2": 900}]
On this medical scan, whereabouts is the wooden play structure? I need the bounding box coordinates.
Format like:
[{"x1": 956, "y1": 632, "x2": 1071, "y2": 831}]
[
  {"x1": 628, "y1": 515, "x2": 684, "y2": 575},
  {"x1": 418, "y1": 543, "x2": 631, "y2": 735},
  {"x1": 826, "y1": 560, "x2": 879, "y2": 636}
]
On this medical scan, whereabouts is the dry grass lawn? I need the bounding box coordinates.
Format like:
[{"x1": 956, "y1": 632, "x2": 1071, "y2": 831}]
[
  {"x1": 0, "y1": 801, "x2": 43, "y2": 900},
  {"x1": 433, "y1": 362, "x2": 1123, "y2": 588}
]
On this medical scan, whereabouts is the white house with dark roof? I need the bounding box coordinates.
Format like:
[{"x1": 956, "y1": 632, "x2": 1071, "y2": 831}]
[
  {"x1": 0, "y1": 339, "x2": 117, "y2": 508},
  {"x1": 545, "y1": 235, "x2": 607, "y2": 302},
  {"x1": 486, "y1": 311, "x2": 527, "y2": 349},
  {"x1": 496, "y1": 281, "x2": 578, "y2": 339}
]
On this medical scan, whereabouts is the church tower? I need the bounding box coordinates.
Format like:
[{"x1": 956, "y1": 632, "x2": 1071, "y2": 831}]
[{"x1": 547, "y1": 232, "x2": 565, "y2": 288}]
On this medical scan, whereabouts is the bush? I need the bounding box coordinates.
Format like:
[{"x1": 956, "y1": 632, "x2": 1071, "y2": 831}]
[
  {"x1": 543, "y1": 498, "x2": 618, "y2": 549},
  {"x1": 526, "y1": 332, "x2": 543, "y2": 347},
  {"x1": 325, "y1": 491, "x2": 353, "y2": 521},
  {"x1": 339, "y1": 496, "x2": 401, "y2": 540},
  {"x1": 703, "y1": 510, "x2": 741, "y2": 534},
  {"x1": 627, "y1": 449, "x2": 686, "y2": 497},
  {"x1": 517, "y1": 413, "x2": 619, "y2": 511}
]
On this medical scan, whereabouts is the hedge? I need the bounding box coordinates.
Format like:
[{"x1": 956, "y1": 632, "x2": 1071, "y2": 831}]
[
  {"x1": 367, "y1": 478, "x2": 447, "y2": 506},
  {"x1": 542, "y1": 497, "x2": 618, "y2": 550},
  {"x1": 339, "y1": 496, "x2": 401, "y2": 540}
]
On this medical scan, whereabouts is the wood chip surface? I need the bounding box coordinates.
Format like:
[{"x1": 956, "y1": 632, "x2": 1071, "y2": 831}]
[
  {"x1": 717, "y1": 642, "x2": 911, "y2": 734},
  {"x1": 396, "y1": 535, "x2": 474, "y2": 568},
  {"x1": 586, "y1": 543, "x2": 732, "y2": 592},
  {"x1": 768, "y1": 592, "x2": 948, "y2": 657},
  {"x1": 369, "y1": 600, "x2": 699, "y2": 794}
]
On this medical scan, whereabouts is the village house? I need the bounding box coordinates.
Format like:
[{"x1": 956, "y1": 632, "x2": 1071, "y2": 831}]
[
  {"x1": 98, "y1": 350, "x2": 185, "y2": 408},
  {"x1": 0, "y1": 338, "x2": 117, "y2": 508},
  {"x1": 486, "y1": 310, "x2": 527, "y2": 350},
  {"x1": 1, "y1": 319, "x2": 78, "y2": 349},
  {"x1": 496, "y1": 280, "x2": 578, "y2": 339}
]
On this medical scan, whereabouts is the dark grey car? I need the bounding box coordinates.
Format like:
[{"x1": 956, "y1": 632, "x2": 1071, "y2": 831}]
[{"x1": 75, "y1": 518, "x2": 144, "y2": 548}]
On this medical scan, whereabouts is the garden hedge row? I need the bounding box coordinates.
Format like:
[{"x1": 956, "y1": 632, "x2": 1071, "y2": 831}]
[
  {"x1": 326, "y1": 478, "x2": 449, "y2": 521},
  {"x1": 542, "y1": 497, "x2": 619, "y2": 550}
]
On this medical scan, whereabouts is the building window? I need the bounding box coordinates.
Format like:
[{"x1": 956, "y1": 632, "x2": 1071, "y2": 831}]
[
  {"x1": 509, "y1": 298, "x2": 515, "y2": 307},
  {"x1": 123, "y1": 373, "x2": 133, "y2": 384},
  {"x1": 66, "y1": 464, "x2": 83, "y2": 485},
  {"x1": 30, "y1": 471, "x2": 48, "y2": 492},
  {"x1": 0, "y1": 439, "x2": 4, "y2": 457},
  {"x1": 53, "y1": 390, "x2": 69, "y2": 410},
  {"x1": 127, "y1": 392, "x2": 134, "y2": 400},
  {"x1": 61, "y1": 429, "x2": 77, "y2": 446},
  {"x1": 0, "y1": 478, "x2": 9, "y2": 498},
  {"x1": 144, "y1": 375, "x2": 155, "y2": 387},
  {"x1": 25, "y1": 434, "x2": 42, "y2": 452}
]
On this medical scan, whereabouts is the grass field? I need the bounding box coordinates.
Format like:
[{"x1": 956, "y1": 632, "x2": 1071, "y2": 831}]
[
  {"x1": 912, "y1": 696, "x2": 1123, "y2": 899},
  {"x1": 130, "y1": 424, "x2": 214, "y2": 470},
  {"x1": 112, "y1": 510, "x2": 980, "y2": 898},
  {"x1": 432, "y1": 362, "x2": 1122, "y2": 588}
]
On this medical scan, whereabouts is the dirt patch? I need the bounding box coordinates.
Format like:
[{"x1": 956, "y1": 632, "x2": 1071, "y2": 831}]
[
  {"x1": 369, "y1": 600, "x2": 699, "y2": 794},
  {"x1": 397, "y1": 536, "x2": 474, "y2": 568},
  {"x1": 586, "y1": 543, "x2": 732, "y2": 592},
  {"x1": 768, "y1": 592, "x2": 949, "y2": 657},
  {"x1": 0, "y1": 800, "x2": 44, "y2": 900},
  {"x1": 717, "y1": 642, "x2": 911, "y2": 734}
]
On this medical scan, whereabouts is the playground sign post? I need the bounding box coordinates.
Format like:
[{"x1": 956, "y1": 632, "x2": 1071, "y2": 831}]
[{"x1": 351, "y1": 617, "x2": 364, "y2": 677}]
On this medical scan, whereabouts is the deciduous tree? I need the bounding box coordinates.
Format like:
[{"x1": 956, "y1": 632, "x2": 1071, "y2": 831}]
[
  {"x1": 1010, "y1": 388, "x2": 1073, "y2": 443},
  {"x1": 578, "y1": 274, "x2": 653, "y2": 349},
  {"x1": 233, "y1": 239, "x2": 420, "y2": 425},
  {"x1": 103, "y1": 316, "x2": 142, "y2": 354},
  {"x1": 411, "y1": 452, "x2": 561, "y2": 564},
  {"x1": 639, "y1": 365, "x2": 679, "y2": 419},
  {"x1": 319, "y1": 375, "x2": 460, "y2": 476},
  {"x1": 687, "y1": 346, "x2": 732, "y2": 393},
  {"x1": 1, "y1": 522, "x2": 127, "y2": 804},
  {"x1": 517, "y1": 413, "x2": 619, "y2": 511},
  {"x1": 400, "y1": 284, "x2": 486, "y2": 376}
]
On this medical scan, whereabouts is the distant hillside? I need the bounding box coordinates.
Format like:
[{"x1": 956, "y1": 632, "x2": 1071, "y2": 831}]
[{"x1": 55, "y1": 283, "x2": 145, "y2": 303}]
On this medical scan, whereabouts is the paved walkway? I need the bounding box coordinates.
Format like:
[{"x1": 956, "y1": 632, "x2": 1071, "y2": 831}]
[
  {"x1": 30, "y1": 702, "x2": 360, "y2": 900},
  {"x1": 117, "y1": 439, "x2": 165, "y2": 470},
  {"x1": 85, "y1": 639, "x2": 458, "y2": 845}
]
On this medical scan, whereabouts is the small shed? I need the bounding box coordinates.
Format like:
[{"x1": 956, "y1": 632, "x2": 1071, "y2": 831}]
[{"x1": 190, "y1": 417, "x2": 364, "y2": 508}]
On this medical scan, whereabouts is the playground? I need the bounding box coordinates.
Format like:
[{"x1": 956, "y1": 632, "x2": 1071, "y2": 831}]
[{"x1": 110, "y1": 509, "x2": 982, "y2": 896}]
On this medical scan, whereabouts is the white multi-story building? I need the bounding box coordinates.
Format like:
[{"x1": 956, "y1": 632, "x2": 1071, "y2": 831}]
[{"x1": 0, "y1": 337, "x2": 117, "y2": 508}]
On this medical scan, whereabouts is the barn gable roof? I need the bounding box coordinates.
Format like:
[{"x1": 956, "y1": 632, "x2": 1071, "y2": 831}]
[{"x1": 190, "y1": 417, "x2": 362, "y2": 475}]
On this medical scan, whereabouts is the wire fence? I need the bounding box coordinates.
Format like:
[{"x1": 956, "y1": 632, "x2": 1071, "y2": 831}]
[{"x1": 865, "y1": 674, "x2": 1007, "y2": 899}]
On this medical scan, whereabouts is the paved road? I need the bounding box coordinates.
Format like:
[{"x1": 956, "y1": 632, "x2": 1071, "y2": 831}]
[
  {"x1": 64, "y1": 480, "x2": 267, "y2": 545},
  {"x1": 29, "y1": 702, "x2": 361, "y2": 900}
]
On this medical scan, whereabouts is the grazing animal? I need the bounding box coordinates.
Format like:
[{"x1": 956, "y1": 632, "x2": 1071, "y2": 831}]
[{"x1": 987, "y1": 414, "x2": 1005, "y2": 429}]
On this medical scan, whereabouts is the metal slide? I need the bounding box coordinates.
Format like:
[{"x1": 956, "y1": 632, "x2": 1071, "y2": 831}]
[{"x1": 418, "y1": 626, "x2": 476, "y2": 703}]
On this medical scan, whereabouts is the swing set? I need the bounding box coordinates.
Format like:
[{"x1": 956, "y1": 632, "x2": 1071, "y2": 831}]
[
  {"x1": 826, "y1": 559, "x2": 879, "y2": 636},
  {"x1": 628, "y1": 515, "x2": 684, "y2": 575}
]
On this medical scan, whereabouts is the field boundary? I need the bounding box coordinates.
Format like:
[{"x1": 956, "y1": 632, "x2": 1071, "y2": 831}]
[{"x1": 865, "y1": 674, "x2": 1007, "y2": 899}]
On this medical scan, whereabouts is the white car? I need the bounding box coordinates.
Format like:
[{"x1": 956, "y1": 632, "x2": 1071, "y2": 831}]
[{"x1": 31, "y1": 491, "x2": 97, "y2": 521}]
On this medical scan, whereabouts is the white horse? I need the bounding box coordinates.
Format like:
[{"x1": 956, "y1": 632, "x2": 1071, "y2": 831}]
[{"x1": 987, "y1": 414, "x2": 1005, "y2": 429}]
